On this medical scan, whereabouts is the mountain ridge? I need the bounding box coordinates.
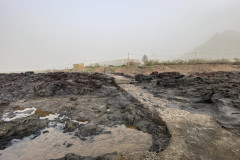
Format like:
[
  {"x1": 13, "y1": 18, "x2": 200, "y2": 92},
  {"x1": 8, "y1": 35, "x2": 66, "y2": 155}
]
[{"x1": 182, "y1": 30, "x2": 240, "y2": 60}]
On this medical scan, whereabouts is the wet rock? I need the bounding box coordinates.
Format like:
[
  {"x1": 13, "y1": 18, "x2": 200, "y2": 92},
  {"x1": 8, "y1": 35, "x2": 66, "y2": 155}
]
[
  {"x1": 0, "y1": 117, "x2": 48, "y2": 149},
  {"x1": 52, "y1": 152, "x2": 117, "y2": 160},
  {"x1": 42, "y1": 130, "x2": 49, "y2": 134},
  {"x1": 0, "y1": 99, "x2": 10, "y2": 107},
  {"x1": 0, "y1": 72, "x2": 171, "y2": 156},
  {"x1": 136, "y1": 71, "x2": 240, "y2": 133},
  {"x1": 135, "y1": 74, "x2": 153, "y2": 83},
  {"x1": 150, "y1": 71, "x2": 159, "y2": 76},
  {"x1": 0, "y1": 72, "x2": 115, "y2": 103},
  {"x1": 53, "y1": 153, "x2": 94, "y2": 160},
  {"x1": 155, "y1": 72, "x2": 183, "y2": 79},
  {"x1": 107, "y1": 93, "x2": 133, "y2": 109},
  {"x1": 114, "y1": 73, "x2": 134, "y2": 79},
  {"x1": 198, "y1": 90, "x2": 214, "y2": 103},
  {"x1": 24, "y1": 71, "x2": 34, "y2": 76},
  {"x1": 75, "y1": 125, "x2": 104, "y2": 138},
  {"x1": 66, "y1": 143, "x2": 73, "y2": 147},
  {"x1": 69, "y1": 96, "x2": 78, "y2": 101},
  {"x1": 135, "y1": 120, "x2": 151, "y2": 132},
  {"x1": 63, "y1": 142, "x2": 73, "y2": 148},
  {"x1": 92, "y1": 80, "x2": 103, "y2": 88},
  {"x1": 34, "y1": 82, "x2": 63, "y2": 97},
  {"x1": 232, "y1": 100, "x2": 240, "y2": 109},
  {"x1": 121, "y1": 103, "x2": 171, "y2": 152},
  {"x1": 64, "y1": 121, "x2": 79, "y2": 132}
]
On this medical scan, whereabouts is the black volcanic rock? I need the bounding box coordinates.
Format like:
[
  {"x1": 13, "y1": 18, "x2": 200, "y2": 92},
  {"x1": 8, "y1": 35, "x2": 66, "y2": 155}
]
[{"x1": 135, "y1": 71, "x2": 240, "y2": 134}]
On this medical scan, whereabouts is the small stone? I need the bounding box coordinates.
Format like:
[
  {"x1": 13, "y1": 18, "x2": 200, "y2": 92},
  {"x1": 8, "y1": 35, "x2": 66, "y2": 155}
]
[
  {"x1": 66, "y1": 143, "x2": 73, "y2": 147},
  {"x1": 0, "y1": 99, "x2": 10, "y2": 106},
  {"x1": 42, "y1": 130, "x2": 49, "y2": 134},
  {"x1": 69, "y1": 97, "x2": 78, "y2": 101},
  {"x1": 63, "y1": 141, "x2": 73, "y2": 147}
]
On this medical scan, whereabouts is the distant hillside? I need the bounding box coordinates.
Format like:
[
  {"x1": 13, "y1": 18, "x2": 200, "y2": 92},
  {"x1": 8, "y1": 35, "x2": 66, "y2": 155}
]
[{"x1": 182, "y1": 30, "x2": 240, "y2": 60}]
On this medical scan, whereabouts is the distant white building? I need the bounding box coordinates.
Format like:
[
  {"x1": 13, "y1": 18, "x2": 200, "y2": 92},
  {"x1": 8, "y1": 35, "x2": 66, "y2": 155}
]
[{"x1": 88, "y1": 59, "x2": 142, "y2": 67}]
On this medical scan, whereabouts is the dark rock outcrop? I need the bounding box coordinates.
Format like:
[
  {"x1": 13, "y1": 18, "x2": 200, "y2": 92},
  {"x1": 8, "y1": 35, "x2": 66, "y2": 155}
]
[
  {"x1": 52, "y1": 152, "x2": 117, "y2": 160},
  {"x1": 135, "y1": 71, "x2": 240, "y2": 134},
  {"x1": 0, "y1": 72, "x2": 115, "y2": 102},
  {"x1": 0, "y1": 116, "x2": 48, "y2": 149},
  {"x1": 0, "y1": 72, "x2": 171, "y2": 157},
  {"x1": 135, "y1": 74, "x2": 154, "y2": 83}
]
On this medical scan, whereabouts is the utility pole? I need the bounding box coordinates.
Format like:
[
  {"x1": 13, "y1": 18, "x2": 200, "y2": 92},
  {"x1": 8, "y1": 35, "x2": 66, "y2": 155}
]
[
  {"x1": 127, "y1": 53, "x2": 130, "y2": 66},
  {"x1": 195, "y1": 52, "x2": 197, "y2": 59}
]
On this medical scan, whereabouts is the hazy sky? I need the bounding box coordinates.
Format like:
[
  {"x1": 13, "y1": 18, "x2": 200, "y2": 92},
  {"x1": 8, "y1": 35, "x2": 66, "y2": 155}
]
[{"x1": 1, "y1": 0, "x2": 240, "y2": 72}]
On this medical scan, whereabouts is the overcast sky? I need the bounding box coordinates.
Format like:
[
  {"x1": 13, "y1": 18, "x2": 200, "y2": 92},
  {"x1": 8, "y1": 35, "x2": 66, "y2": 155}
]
[{"x1": 0, "y1": 0, "x2": 240, "y2": 72}]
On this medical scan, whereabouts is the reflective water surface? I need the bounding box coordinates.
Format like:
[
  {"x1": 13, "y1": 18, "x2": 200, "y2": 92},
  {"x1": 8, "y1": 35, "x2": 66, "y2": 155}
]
[{"x1": 0, "y1": 125, "x2": 152, "y2": 160}]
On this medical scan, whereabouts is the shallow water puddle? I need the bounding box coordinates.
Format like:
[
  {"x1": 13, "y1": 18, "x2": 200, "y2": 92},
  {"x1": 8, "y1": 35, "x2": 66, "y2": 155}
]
[
  {"x1": 1, "y1": 107, "x2": 37, "y2": 121},
  {"x1": 0, "y1": 125, "x2": 152, "y2": 160},
  {"x1": 1, "y1": 107, "x2": 60, "y2": 121},
  {"x1": 40, "y1": 113, "x2": 59, "y2": 120}
]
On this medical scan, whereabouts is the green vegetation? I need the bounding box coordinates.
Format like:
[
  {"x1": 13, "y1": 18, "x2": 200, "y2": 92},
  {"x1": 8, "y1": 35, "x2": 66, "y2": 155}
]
[
  {"x1": 93, "y1": 63, "x2": 100, "y2": 67},
  {"x1": 233, "y1": 58, "x2": 240, "y2": 65},
  {"x1": 70, "y1": 56, "x2": 240, "y2": 73},
  {"x1": 108, "y1": 65, "x2": 122, "y2": 72},
  {"x1": 86, "y1": 67, "x2": 97, "y2": 72},
  {"x1": 84, "y1": 63, "x2": 101, "y2": 72},
  {"x1": 142, "y1": 54, "x2": 148, "y2": 65},
  {"x1": 141, "y1": 55, "x2": 240, "y2": 66},
  {"x1": 129, "y1": 60, "x2": 135, "y2": 66}
]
